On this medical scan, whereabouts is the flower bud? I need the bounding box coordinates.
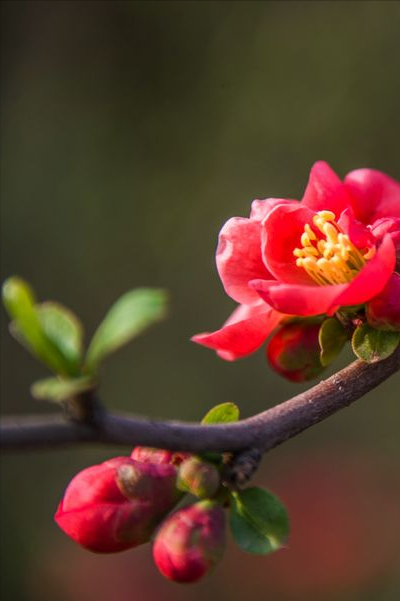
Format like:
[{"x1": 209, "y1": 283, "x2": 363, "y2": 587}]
[
  {"x1": 366, "y1": 273, "x2": 400, "y2": 331},
  {"x1": 152, "y1": 500, "x2": 226, "y2": 583},
  {"x1": 266, "y1": 321, "x2": 325, "y2": 382},
  {"x1": 131, "y1": 447, "x2": 175, "y2": 465},
  {"x1": 55, "y1": 456, "x2": 180, "y2": 553},
  {"x1": 131, "y1": 446, "x2": 189, "y2": 466},
  {"x1": 177, "y1": 457, "x2": 221, "y2": 499}
]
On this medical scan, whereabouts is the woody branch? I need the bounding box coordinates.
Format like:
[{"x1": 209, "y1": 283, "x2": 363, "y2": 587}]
[{"x1": 1, "y1": 343, "x2": 399, "y2": 454}]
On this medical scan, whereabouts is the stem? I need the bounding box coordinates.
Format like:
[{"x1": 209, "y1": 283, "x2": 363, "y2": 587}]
[{"x1": 1, "y1": 345, "x2": 399, "y2": 453}]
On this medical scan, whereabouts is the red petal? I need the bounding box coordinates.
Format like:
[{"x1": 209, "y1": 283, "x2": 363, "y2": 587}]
[
  {"x1": 345, "y1": 168, "x2": 400, "y2": 224},
  {"x1": 251, "y1": 235, "x2": 395, "y2": 316},
  {"x1": 261, "y1": 203, "x2": 317, "y2": 284},
  {"x1": 371, "y1": 218, "x2": 400, "y2": 271},
  {"x1": 250, "y1": 279, "x2": 339, "y2": 316},
  {"x1": 337, "y1": 208, "x2": 374, "y2": 249},
  {"x1": 191, "y1": 303, "x2": 282, "y2": 361},
  {"x1": 61, "y1": 461, "x2": 129, "y2": 510},
  {"x1": 301, "y1": 161, "x2": 352, "y2": 216},
  {"x1": 250, "y1": 198, "x2": 295, "y2": 222},
  {"x1": 332, "y1": 234, "x2": 396, "y2": 311},
  {"x1": 216, "y1": 217, "x2": 271, "y2": 304}
]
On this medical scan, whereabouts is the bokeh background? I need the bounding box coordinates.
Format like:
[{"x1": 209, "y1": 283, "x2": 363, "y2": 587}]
[{"x1": 1, "y1": 1, "x2": 400, "y2": 600}]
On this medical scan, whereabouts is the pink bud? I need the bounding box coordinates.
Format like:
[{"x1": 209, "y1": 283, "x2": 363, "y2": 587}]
[
  {"x1": 131, "y1": 446, "x2": 189, "y2": 466},
  {"x1": 266, "y1": 321, "x2": 325, "y2": 382},
  {"x1": 153, "y1": 500, "x2": 226, "y2": 583},
  {"x1": 177, "y1": 457, "x2": 221, "y2": 499},
  {"x1": 131, "y1": 446, "x2": 175, "y2": 464},
  {"x1": 55, "y1": 456, "x2": 180, "y2": 553},
  {"x1": 366, "y1": 273, "x2": 400, "y2": 331}
]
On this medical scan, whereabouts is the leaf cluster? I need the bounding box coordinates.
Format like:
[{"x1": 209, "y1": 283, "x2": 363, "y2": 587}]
[
  {"x1": 199, "y1": 402, "x2": 289, "y2": 556},
  {"x1": 2, "y1": 277, "x2": 167, "y2": 403}
]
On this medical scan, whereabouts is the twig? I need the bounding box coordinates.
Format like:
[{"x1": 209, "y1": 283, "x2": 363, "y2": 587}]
[{"x1": 1, "y1": 346, "x2": 399, "y2": 453}]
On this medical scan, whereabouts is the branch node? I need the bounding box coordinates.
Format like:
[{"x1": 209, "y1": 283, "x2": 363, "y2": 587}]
[
  {"x1": 62, "y1": 391, "x2": 105, "y2": 425},
  {"x1": 222, "y1": 447, "x2": 262, "y2": 490}
]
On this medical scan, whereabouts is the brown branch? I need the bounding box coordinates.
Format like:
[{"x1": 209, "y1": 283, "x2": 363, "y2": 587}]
[{"x1": 1, "y1": 346, "x2": 399, "y2": 453}]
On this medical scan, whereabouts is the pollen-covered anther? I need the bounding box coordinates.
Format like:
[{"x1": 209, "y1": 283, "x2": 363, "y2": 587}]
[{"x1": 294, "y1": 210, "x2": 376, "y2": 286}]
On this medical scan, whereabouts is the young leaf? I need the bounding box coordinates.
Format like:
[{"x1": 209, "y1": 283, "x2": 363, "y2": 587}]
[
  {"x1": 31, "y1": 376, "x2": 95, "y2": 403},
  {"x1": 85, "y1": 288, "x2": 168, "y2": 370},
  {"x1": 229, "y1": 487, "x2": 289, "y2": 555},
  {"x1": 352, "y1": 323, "x2": 400, "y2": 363},
  {"x1": 201, "y1": 402, "x2": 240, "y2": 425},
  {"x1": 36, "y1": 302, "x2": 83, "y2": 374},
  {"x1": 2, "y1": 277, "x2": 72, "y2": 375},
  {"x1": 2, "y1": 276, "x2": 36, "y2": 319},
  {"x1": 318, "y1": 317, "x2": 348, "y2": 367}
]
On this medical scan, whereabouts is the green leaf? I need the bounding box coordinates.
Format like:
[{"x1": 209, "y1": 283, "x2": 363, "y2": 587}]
[
  {"x1": 36, "y1": 302, "x2": 83, "y2": 373},
  {"x1": 229, "y1": 487, "x2": 289, "y2": 555},
  {"x1": 31, "y1": 376, "x2": 95, "y2": 403},
  {"x1": 352, "y1": 323, "x2": 400, "y2": 363},
  {"x1": 318, "y1": 317, "x2": 348, "y2": 367},
  {"x1": 201, "y1": 402, "x2": 240, "y2": 425},
  {"x1": 86, "y1": 288, "x2": 168, "y2": 370},
  {"x1": 2, "y1": 277, "x2": 71, "y2": 374},
  {"x1": 2, "y1": 276, "x2": 36, "y2": 319}
]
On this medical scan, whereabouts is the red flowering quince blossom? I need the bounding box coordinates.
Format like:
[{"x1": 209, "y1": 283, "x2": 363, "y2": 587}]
[{"x1": 192, "y1": 161, "x2": 400, "y2": 365}]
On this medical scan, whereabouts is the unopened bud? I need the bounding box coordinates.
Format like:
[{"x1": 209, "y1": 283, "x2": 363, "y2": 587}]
[
  {"x1": 177, "y1": 457, "x2": 221, "y2": 499},
  {"x1": 153, "y1": 500, "x2": 226, "y2": 583},
  {"x1": 55, "y1": 456, "x2": 180, "y2": 553},
  {"x1": 266, "y1": 321, "x2": 325, "y2": 382},
  {"x1": 131, "y1": 446, "x2": 189, "y2": 466},
  {"x1": 366, "y1": 274, "x2": 400, "y2": 331}
]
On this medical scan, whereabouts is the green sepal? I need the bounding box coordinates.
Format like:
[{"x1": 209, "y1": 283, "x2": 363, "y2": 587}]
[
  {"x1": 351, "y1": 323, "x2": 400, "y2": 363},
  {"x1": 198, "y1": 452, "x2": 224, "y2": 466},
  {"x1": 229, "y1": 487, "x2": 289, "y2": 555},
  {"x1": 318, "y1": 317, "x2": 348, "y2": 367}
]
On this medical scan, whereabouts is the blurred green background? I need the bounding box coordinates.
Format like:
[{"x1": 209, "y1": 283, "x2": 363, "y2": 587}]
[{"x1": 1, "y1": 1, "x2": 400, "y2": 600}]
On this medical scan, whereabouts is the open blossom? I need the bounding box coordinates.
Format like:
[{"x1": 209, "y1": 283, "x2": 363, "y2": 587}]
[{"x1": 192, "y1": 162, "x2": 400, "y2": 365}]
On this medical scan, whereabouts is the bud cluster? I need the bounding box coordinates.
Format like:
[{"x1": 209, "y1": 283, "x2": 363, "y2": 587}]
[{"x1": 55, "y1": 446, "x2": 226, "y2": 583}]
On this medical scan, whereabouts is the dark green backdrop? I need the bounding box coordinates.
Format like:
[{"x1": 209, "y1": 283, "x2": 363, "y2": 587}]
[{"x1": 1, "y1": 2, "x2": 399, "y2": 600}]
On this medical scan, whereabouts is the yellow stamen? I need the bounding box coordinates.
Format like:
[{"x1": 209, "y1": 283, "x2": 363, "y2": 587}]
[
  {"x1": 322, "y1": 222, "x2": 339, "y2": 243},
  {"x1": 363, "y1": 246, "x2": 376, "y2": 260},
  {"x1": 293, "y1": 211, "x2": 376, "y2": 286},
  {"x1": 304, "y1": 223, "x2": 317, "y2": 240}
]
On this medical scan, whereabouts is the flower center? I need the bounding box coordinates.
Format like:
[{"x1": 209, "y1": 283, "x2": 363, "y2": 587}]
[{"x1": 293, "y1": 211, "x2": 375, "y2": 285}]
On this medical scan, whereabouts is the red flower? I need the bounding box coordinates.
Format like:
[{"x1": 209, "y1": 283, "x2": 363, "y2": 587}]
[
  {"x1": 192, "y1": 162, "x2": 400, "y2": 362},
  {"x1": 54, "y1": 456, "x2": 180, "y2": 553}
]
